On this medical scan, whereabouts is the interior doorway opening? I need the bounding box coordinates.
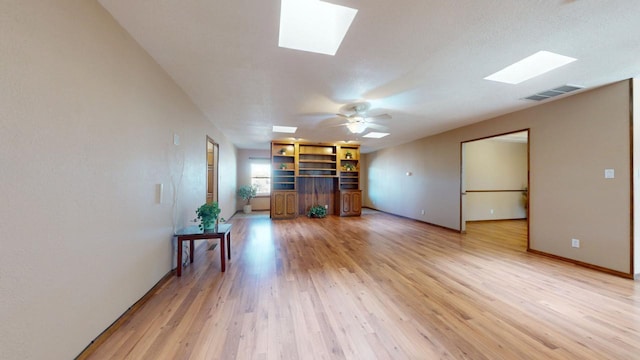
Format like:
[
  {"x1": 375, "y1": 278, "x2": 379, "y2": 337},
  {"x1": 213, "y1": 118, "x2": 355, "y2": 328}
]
[
  {"x1": 207, "y1": 137, "x2": 219, "y2": 204},
  {"x1": 461, "y1": 129, "x2": 529, "y2": 248}
]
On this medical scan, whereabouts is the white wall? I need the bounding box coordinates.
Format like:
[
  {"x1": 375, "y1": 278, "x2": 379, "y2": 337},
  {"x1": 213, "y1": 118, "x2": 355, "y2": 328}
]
[
  {"x1": 464, "y1": 139, "x2": 527, "y2": 221},
  {"x1": 0, "y1": 1, "x2": 237, "y2": 359}
]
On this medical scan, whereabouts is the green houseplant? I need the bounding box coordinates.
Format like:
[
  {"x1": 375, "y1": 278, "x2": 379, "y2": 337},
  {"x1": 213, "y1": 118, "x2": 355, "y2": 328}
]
[
  {"x1": 237, "y1": 184, "x2": 258, "y2": 213},
  {"x1": 308, "y1": 205, "x2": 327, "y2": 218},
  {"x1": 196, "y1": 202, "x2": 221, "y2": 231}
]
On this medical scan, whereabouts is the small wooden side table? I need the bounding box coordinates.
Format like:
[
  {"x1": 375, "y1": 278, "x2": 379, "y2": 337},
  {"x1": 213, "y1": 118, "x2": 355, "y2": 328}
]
[{"x1": 174, "y1": 223, "x2": 232, "y2": 276}]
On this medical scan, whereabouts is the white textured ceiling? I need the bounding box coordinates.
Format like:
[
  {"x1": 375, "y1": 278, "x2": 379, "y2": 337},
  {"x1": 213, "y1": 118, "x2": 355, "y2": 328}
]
[{"x1": 97, "y1": 0, "x2": 640, "y2": 153}]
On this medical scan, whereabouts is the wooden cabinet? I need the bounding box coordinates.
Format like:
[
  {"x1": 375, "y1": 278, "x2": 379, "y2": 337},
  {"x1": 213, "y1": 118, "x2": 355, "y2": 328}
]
[
  {"x1": 271, "y1": 142, "x2": 297, "y2": 219},
  {"x1": 338, "y1": 145, "x2": 359, "y2": 191},
  {"x1": 337, "y1": 190, "x2": 362, "y2": 216},
  {"x1": 271, "y1": 190, "x2": 297, "y2": 219},
  {"x1": 272, "y1": 142, "x2": 296, "y2": 191},
  {"x1": 270, "y1": 141, "x2": 361, "y2": 218}
]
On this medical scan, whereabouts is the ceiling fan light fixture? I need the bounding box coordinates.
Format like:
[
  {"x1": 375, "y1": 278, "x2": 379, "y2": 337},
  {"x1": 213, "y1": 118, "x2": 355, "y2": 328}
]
[{"x1": 346, "y1": 122, "x2": 367, "y2": 134}]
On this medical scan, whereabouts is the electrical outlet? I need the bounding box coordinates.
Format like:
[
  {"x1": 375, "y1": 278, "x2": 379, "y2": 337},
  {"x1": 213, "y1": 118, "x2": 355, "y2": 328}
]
[
  {"x1": 324, "y1": 204, "x2": 328, "y2": 209},
  {"x1": 421, "y1": 209, "x2": 425, "y2": 215},
  {"x1": 490, "y1": 209, "x2": 494, "y2": 214},
  {"x1": 572, "y1": 238, "x2": 580, "y2": 248}
]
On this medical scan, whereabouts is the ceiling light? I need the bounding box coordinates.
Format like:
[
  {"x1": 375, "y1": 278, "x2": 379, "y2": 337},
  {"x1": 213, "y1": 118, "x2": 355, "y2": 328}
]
[
  {"x1": 484, "y1": 51, "x2": 577, "y2": 85},
  {"x1": 363, "y1": 132, "x2": 389, "y2": 139},
  {"x1": 346, "y1": 122, "x2": 367, "y2": 134},
  {"x1": 279, "y1": 0, "x2": 358, "y2": 56},
  {"x1": 272, "y1": 125, "x2": 297, "y2": 133}
]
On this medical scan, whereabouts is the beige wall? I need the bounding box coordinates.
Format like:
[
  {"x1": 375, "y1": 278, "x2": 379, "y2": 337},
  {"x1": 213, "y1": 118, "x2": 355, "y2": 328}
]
[
  {"x1": 236, "y1": 149, "x2": 271, "y2": 211},
  {"x1": 0, "y1": 1, "x2": 237, "y2": 359},
  {"x1": 464, "y1": 139, "x2": 528, "y2": 221},
  {"x1": 365, "y1": 81, "x2": 631, "y2": 274}
]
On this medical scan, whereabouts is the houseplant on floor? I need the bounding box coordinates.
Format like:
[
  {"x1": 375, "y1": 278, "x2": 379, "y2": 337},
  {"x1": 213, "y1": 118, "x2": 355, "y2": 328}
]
[
  {"x1": 308, "y1": 205, "x2": 327, "y2": 218},
  {"x1": 237, "y1": 184, "x2": 258, "y2": 214},
  {"x1": 196, "y1": 201, "x2": 221, "y2": 231}
]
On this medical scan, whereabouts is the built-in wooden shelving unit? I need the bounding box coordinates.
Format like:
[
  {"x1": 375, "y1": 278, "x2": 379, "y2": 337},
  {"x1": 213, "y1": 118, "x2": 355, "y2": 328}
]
[{"x1": 270, "y1": 141, "x2": 361, "y2": 218}]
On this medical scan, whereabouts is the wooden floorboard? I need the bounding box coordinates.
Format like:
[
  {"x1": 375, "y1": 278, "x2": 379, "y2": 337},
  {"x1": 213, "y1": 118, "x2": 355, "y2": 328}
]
[{"x1": 84, "y1": 213, "x2": 640, "y2": 359}]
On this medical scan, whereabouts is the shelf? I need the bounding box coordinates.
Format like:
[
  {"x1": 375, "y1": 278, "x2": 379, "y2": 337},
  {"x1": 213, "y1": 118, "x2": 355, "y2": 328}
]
[
  {"x1": 299, "y1": 166, "x2": 338, "y2": 170},
  {"x1": 298, "y1": 175, "x2": 337, "y2": 178},
  {"x1": 299, "y1": 159, "x2": 336, "y2": 163}
]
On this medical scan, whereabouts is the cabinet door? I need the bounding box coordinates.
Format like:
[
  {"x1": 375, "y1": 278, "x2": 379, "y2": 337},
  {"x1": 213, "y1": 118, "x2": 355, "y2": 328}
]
[
  {"x1": 351, "y1": 191, "x2": 361, "y2": 214},
  {"x1": 285, "y1": 192, "x2": 297, "y2": 217},
  {"x1": 342, "y1": 192, "x2": 352, "y2": 214},
  {"x1": 273, "y1": 192, "x2": 286, "y2": 217}
]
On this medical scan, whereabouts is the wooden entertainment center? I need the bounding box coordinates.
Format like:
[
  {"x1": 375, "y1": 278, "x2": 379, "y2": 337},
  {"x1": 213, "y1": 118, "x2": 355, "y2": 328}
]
[{"x1": 271, "y1": 141, "x2": 361, "y2": 219}]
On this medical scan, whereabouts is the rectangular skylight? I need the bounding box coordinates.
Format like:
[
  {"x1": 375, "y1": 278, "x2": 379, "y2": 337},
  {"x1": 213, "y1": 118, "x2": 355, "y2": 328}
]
[
  {"x1": 363, "y1": 132, "x2": 389, "y2": 139},
  {"x1": 279, "y1": 0, "x2": 358, "y2": 56},
  {"x1": 272, "y1": 125, "x2": 297, "y2": 133},
  {"x1": 484, "y1": 51, "x2": 577, "y2": 85}
]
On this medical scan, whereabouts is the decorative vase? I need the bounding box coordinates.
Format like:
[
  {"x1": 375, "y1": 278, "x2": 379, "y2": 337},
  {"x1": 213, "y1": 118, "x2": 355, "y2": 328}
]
[
  {"x1": 204, "y1": 222, "x2": 217, "y2": 231},
  {"x1": 243, "y1": 204, "x2": 252, "y2": 214}
]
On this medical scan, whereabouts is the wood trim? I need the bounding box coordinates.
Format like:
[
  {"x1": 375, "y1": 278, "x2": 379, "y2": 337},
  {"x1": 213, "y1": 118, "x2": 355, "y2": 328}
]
[
  {"x1": 467, "y1": 218, "x2": 526, "y2": 223},
  {"x1": 75, "y1": 270, "x2": 175, "y2": 359},
  {"x1": 459, "y1": 141, "x2": 463, "y2": 232},
  {"x1": 465, "y1": 189, "x2": 525, "y2": 193},
  {"x1": 526, "y1": 129, "x2": 531, "y2": 250},
  {"x1": 462, "y1": 128, "x2": 530, "y2": 143},
  {"x1": 527, "y1": 249, "x2": 634, "y2": 279},
  {"x1": 629, "y1": 79, "x2": 635, "y2": 276},
  {"x1": 363, "y1": 206, "x2": 461, "y2": 233}
]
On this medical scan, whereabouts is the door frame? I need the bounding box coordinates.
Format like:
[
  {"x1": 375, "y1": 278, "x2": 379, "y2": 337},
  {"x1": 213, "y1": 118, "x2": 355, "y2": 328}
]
[
  {"x1": 460, "y1": 129, "x2": 530, "y2": 248},
  {"x1": 206, "y1": 136, "x2": 219, "y2": 204}
]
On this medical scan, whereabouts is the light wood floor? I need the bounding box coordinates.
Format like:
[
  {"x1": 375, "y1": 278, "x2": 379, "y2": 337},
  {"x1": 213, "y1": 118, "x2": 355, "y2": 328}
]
[{"x1": 85, "y1": 212, "x2": 640, "y2": 359}]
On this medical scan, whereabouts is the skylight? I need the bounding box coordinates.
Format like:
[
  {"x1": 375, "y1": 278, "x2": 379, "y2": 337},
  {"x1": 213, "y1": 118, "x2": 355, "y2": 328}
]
[
  {"x1": 279, "y1": 0, "x2": 358, "y2": 56},
  {"x1": 363, "y1": 132, "x2": 389, "y2": 139},
  {"x1": 272, "y1": 125, "x2": 297, "y2": 133},
  {"x1": 484, "y1": 51, "x2": 577, "y2": 85}
]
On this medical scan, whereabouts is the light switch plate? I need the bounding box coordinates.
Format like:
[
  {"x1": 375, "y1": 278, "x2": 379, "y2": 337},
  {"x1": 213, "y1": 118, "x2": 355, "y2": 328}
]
[{"x1": 604, "y1": 169, "x2": 615, "y2": 179}]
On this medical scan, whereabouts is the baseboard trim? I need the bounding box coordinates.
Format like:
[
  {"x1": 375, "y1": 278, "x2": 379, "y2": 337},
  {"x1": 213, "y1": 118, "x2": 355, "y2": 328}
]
[
  {"x1": 363, "y1": 206, "x2": 461, "y2": 233},
  {"x1": 75, "y1": 270, "x2": 175, "y2": 359},
  {"x1": 466, "y1": 218, "x2": 527, "y2": 223},
  {"x1": 527, "y1": 249, "x2": 634, "y2": 279}
]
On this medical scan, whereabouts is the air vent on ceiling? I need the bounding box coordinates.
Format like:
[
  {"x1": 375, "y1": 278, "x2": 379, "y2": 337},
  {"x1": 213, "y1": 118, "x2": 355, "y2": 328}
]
[{"x1": 523, "y1": 84, "x2": 584, "y2": 102}]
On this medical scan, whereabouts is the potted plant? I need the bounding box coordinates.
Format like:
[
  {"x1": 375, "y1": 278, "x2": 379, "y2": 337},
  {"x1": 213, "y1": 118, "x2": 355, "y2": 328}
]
[
  {"x1": 345, "y1": 151, "x2": 353, "y2": 159},
  {"x1": 278, "y1": 148, "x2": 287, "y2": 155},
  {"x1": 237, "y1": 184, "x2": 258, "y2": 213},
  {"x1": 344, "y1": 163, "x2": 355, "y2": 171},
  {"x1": 308, "y1": 205, "x2": 327, "y2": 218},
  {"x1": 196, "y1": 202, "x2": 221, "y2": 231}
]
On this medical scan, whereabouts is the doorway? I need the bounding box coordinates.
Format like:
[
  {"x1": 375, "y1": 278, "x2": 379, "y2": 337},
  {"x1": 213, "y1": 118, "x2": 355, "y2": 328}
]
[
  {"x1": 460, "y1": 130, "x2": 529, "y2": 247},
  {"x1": 207, "y1": 137, "x2": 219, "y2": 203}
]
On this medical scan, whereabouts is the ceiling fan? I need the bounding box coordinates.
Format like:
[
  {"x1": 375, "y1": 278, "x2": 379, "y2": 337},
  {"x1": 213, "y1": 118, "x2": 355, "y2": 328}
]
[{"x1": 337, "y1": 102, "x2": 391, "y2": 134}]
